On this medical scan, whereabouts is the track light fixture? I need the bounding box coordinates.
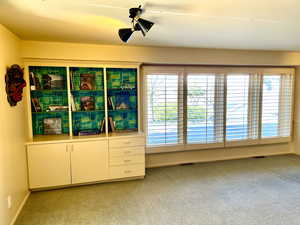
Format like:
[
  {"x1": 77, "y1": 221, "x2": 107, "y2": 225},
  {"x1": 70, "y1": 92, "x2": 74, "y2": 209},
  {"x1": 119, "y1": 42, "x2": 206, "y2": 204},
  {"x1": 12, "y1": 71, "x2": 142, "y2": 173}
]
[{"x1": 119, "y1": 5, "x2": 154, "y2": 43}]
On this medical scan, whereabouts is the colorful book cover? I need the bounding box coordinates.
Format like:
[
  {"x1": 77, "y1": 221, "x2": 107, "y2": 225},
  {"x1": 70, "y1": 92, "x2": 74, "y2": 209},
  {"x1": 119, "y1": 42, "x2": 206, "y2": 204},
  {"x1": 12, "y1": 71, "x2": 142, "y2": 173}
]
[
  {"x1": 43, "y1": 118, "x2": 62, "y2": 134},
  {"x1": 80, "y1": 73, "x2": 95, "y2": 90},
  {"x1": 49, "y1": 74, "x2": 64, "y2": 89},
  {"x1": 31, "y1": 98, "x2": 42, "y2": 112},
  {"x1": 33, "y1": 74, "x2": 41, "y2": 90},
  {"x1": 80, "y1": 96, "x2": 95, "y2": 111},
  {"x1": 115, "y1": 95, "x2": 130, "y2": 110}
]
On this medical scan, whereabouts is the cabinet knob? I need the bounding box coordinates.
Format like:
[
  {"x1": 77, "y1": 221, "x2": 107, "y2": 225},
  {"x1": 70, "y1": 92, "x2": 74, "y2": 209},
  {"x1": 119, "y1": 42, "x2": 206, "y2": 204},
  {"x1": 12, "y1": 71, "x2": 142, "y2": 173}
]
[{"x1": 124, "y1": 170, "x2": 131, "y2": 174}]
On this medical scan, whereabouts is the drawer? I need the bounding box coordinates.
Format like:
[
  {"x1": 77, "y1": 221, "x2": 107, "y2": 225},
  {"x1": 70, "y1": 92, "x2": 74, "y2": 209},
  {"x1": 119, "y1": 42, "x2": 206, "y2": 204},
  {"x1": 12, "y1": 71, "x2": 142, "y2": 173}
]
[
  {"x1": 110, "y1": 155, "x2": 145, "y2": 166},
  {"x1": 109, "y1": 137, "x2": 145, "y2": 148},
  {"x1": 109, "y1": 146, "x2": 145, "y2": 157},
  {"x1": 110, "y1": 164, "x2": 145, "y2": 179}
]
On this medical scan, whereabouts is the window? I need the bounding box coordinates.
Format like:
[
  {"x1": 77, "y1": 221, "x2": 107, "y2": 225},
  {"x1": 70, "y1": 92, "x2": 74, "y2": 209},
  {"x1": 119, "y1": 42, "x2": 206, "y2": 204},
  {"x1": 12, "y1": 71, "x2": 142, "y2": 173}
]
[
  {"x1": 262, "y1": 75, "x2": 281, "y2": 138},
  {"x1": 261, "y1": 74, "x2": 293, "y2": 139},
  {"x1": 186, "y1": 74, "x2": 224, "y2": 144},
  {"x1": 144, "y1": 66, "x2": 294, "y2": 153},
  {"x1": 226, "y1": 75, "x2": 250, "y2": 141},
  {"x1": 146, "y1": 73, "x2": 184, "y2": 146}
]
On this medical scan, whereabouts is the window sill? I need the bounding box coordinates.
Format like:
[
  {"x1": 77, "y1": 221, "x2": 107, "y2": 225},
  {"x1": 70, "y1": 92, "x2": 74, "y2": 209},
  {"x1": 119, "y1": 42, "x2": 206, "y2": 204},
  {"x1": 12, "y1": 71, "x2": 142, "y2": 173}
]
[{"x1": 146, "y1": 137, "x2": 291, "y2": 154}]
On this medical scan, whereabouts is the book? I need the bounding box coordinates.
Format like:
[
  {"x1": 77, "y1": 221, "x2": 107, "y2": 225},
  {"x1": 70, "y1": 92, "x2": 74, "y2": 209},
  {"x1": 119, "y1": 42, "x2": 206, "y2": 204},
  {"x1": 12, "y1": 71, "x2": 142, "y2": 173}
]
[
  {"x1": 49, "y1": 74, "x2": 64, "y2": 89},
  {"x1": 43, "y1": 118, "x2": 62, "y2": 134},
  {"x1": 33, "y1": 74, "x2": 41, "y2": 90},
  {"x1": 107, "y1": 97, "x2": 112, "y2": 109},
  {"x1": 70, "y1": 95, "x2": 76, "y2": 111},
  {"x1": 80, "y1": 73, "x2": 95, "y2": 90},
  {"x1": 108, "y1": 117, "x2": 115, "y2": 132},
  {"x1": 80, "y1": 96, "x2": 95, "y2": 111},
  {"x1": 110, "y1": 97, "x2": 115, "y2": 110},
  {"x1": 100, "y1": 119, "x2": 106, "y2": 133},
  {"x1": 107, "y1": 97, "x2": 115, "y2": 110},
  {"x1": 48, "y1": 105, "x2": 68, "y2": 111},
  {"x1": 115, "y1": 95, "x2": 129, "y2": 110},
  {"x1": 31, "y1": 98, "x2": 42, "y2": 112},
  {"x1": 29, "y1": 72, "x2": 36, "y2": 90},
  {"x1": 78, "y1": 129, "x2": 99, "y2": 136},
  {"x1": 42, "y1": 74, "x2": 52, "y2": 90}
]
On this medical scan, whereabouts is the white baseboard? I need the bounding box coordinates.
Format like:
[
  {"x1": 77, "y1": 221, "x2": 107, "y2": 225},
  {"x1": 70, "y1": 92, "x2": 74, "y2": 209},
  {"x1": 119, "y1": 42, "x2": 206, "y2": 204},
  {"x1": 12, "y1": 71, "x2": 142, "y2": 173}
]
[
  {"x1": 9, "y1": 192, "x2": 30, "y2": 225},
  {"x1": 146, "y1": 143, "x2": 293, "y2": 168}
]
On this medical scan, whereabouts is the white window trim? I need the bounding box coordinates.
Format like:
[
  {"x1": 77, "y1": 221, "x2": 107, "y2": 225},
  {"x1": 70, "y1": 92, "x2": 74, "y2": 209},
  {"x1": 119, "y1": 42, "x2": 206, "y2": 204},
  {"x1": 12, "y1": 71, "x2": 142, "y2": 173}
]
[{"x1": 143, "y1": 66, "x2": 295, "y2": 154}]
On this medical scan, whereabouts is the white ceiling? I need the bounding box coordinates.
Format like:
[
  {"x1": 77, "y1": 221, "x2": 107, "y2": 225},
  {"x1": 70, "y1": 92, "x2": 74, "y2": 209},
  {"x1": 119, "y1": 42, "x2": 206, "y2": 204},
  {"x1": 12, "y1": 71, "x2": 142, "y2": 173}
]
[{"x1": 1, "y1": 0, "x2": 300, "y2": 50}]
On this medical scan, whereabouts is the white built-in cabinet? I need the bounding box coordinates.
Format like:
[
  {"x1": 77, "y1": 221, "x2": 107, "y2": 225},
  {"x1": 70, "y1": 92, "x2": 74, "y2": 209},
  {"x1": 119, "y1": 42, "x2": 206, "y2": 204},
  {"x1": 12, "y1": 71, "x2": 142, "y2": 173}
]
[
  {"x1": 70, "y1": 140, "x2": 109, "y2": 184},
  {"x1": 27, "y1": 143, "x2": 72, "y2": 188},
  {"x1": 27, "y1": 135, "x2": 145, "y2": 189},
  {"x1": 27, "y1": 140, "x2": 111, "y2": 189},
  {"x1": 25, "y1": 60, "x2": 145, "y2": 190}
]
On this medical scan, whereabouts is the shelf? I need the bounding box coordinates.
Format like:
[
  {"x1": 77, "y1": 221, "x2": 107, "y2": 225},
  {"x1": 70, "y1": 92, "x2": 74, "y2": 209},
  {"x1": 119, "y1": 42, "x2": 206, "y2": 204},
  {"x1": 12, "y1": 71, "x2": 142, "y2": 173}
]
[
  {"x1": 32, "y1": 111, "x2": 68, "y2": 114},
  {"x1": 108, "y1": 131, "x2": 142, "y2": 138},
  {"x1": 72, "y1": 110, "x2": 105, "y2": 113},
  {"x1": 109, "y1": 109, "x2": 137, "y2": 112},
  {"x1": 71, "y1": 90, "x2": 104, "y2": 92},
  {"x1": 29, "y1": 66, "x2": 139, "y2": 138},
  {"x1": 108, "y1": 88, "x2": 136, "y2": 92},
  {"x1": 31, "y1": 89, "x2": 67, "y2": 92}
]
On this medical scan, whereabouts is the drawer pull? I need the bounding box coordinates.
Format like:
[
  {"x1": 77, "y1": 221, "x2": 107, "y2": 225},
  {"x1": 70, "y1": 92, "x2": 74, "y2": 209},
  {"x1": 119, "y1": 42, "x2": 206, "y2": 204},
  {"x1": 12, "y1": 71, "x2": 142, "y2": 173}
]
[
  {"x1": 124, "y1": 159, "x2": 131, "y2": 163},
  {"x1": 124, "y1": 141, "x2": 131, "y2": 144},
  {"x1": 124, "y1": 151, "x2": 131, "y2": 154},
  {"x1": 124, "y1": 170, "x2": 132, "y2": 174}
]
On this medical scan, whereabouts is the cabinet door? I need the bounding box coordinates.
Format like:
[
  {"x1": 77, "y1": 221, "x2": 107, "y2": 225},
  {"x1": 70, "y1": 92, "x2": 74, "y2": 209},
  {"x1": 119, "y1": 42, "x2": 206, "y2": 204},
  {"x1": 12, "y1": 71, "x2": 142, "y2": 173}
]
[
  {"x1": 71, "y1": 140, "x2": 109, "y2": 184},
  {"x1": 27, "y1": 143, "x2": 71, "y2": 189}
]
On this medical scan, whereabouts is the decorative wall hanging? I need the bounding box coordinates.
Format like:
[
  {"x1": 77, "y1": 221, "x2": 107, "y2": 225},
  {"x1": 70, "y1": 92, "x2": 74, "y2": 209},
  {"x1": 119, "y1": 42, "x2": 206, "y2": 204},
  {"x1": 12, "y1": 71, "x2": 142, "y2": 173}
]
[{"x1": 5, "y1": 64, "x2": 26, "y2": 106}]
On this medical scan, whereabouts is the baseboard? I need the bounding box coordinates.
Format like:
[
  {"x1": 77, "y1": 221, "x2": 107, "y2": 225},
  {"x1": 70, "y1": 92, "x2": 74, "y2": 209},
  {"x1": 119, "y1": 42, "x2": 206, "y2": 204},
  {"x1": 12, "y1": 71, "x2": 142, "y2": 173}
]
[
  {"x1": 146, "y1": 151, "x2": 293, "y2": 168},
  {"x1": 9, "y1": 192, "x2": 30, "y2": 225},
  {"x1": 30, "y1": 176, "x2": 145, "y2": 192}
]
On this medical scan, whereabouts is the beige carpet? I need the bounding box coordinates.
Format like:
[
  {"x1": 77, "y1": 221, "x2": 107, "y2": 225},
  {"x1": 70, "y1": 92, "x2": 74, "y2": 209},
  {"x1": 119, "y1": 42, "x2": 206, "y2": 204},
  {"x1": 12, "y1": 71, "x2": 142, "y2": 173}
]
[{"x1": 16, "y1": 154, "x2": 300, "y2": 225}]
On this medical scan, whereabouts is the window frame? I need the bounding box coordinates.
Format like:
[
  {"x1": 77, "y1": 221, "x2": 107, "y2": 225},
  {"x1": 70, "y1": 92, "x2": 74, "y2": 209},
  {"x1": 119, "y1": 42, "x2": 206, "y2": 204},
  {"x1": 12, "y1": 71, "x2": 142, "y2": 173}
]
[{"x1": 143, "y1": 66, "x2": 295, "y2": 154}]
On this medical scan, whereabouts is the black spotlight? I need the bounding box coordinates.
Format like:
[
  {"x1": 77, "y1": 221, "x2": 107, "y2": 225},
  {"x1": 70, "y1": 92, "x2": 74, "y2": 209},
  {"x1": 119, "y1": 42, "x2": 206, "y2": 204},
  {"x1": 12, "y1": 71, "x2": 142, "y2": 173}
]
[
  {"x1": 118, "y1": 5, "x2": 154, "y2": 43},
  {"x1": 118, "y1": 28, "x2": 134, "y2": 43},
  {"x1": 137, "y1": 18, "x2": 154, "y2": 36}
]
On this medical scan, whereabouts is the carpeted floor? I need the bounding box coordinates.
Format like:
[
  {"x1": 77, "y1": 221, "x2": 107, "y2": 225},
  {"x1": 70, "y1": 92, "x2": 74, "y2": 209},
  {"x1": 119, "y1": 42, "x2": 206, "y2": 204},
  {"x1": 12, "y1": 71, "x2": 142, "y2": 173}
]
[{"x1": 16, "y1": 154, "x2": 300, "y2": 225}]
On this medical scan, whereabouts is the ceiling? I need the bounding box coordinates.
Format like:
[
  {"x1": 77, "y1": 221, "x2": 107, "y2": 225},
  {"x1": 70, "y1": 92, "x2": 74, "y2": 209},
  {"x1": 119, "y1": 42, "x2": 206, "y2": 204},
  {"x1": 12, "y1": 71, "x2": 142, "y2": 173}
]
[{"x1": 1, "y1": 0, "x2": 300, "y2": 50}]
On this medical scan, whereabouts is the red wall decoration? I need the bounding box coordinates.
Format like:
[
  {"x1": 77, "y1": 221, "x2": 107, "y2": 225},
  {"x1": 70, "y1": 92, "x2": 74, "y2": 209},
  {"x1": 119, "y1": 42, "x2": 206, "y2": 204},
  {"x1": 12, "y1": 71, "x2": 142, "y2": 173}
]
[{"x1": 5, "y1": 64, "x2": 26, "y2": 106}]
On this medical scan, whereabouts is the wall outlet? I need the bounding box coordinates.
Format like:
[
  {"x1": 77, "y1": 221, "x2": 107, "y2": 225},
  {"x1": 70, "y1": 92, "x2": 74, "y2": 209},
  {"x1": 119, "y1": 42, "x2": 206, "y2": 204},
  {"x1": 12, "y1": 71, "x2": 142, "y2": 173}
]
[{"x1": 7, "y1": 195, "x2": 12, "y2": 209}]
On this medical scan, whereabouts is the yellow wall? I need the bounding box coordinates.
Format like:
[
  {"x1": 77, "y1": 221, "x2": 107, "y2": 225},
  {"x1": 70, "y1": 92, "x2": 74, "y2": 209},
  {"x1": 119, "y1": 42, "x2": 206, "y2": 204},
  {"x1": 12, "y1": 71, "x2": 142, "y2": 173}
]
[
  {"x1": 294, "y1": 67, "x2": 300, "y2": 155},
  {"x1": 0, "y1": 25, "x2": 28, "y2": 225},
  {"x1": 21, "y1": 40, "x2": 300, "y2": 66}
]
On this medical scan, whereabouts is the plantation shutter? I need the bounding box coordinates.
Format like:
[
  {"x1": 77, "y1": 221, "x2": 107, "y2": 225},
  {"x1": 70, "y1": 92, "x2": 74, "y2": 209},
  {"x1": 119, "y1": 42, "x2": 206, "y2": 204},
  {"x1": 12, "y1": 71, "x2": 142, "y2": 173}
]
[
  {"x1": 261, "y1": 73, "x2": 293, "y2": 142},
  {"x1": 143, "y1": 66, "x2": 294, "y2": 153},
  {"x1": 225, "y1": 73, "x2": 261, "y2": 147},
  {"x1": 185, "y1": 72, "x2": 224, "y2": 149},
  {"x1": 144, "y1": 67, "x2": 184, "y2": 148}
]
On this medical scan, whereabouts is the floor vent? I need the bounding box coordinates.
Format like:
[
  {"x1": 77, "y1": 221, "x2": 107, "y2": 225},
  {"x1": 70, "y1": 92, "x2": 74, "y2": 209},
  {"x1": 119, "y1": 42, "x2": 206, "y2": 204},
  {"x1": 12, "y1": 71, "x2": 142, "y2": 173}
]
[{"x1": 180, "y1": 163, "x2": 195, "y2": 166}]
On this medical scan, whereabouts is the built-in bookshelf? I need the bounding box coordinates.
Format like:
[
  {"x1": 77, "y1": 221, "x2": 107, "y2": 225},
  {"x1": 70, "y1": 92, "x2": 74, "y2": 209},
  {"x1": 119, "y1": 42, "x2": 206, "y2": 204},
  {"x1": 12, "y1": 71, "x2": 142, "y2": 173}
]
[
  {"x1": 27, "y1": 64, "x2": 140, "y2": 140},
  {"x1": 107, "y1": 68, "x2": 138, "y2": 132},
  {"x1": 29, "y1": 66, "x2": 69, "y2": 135},
  {"x1": 70, "y1": 67, "x2": 105, "y2": 136}
]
